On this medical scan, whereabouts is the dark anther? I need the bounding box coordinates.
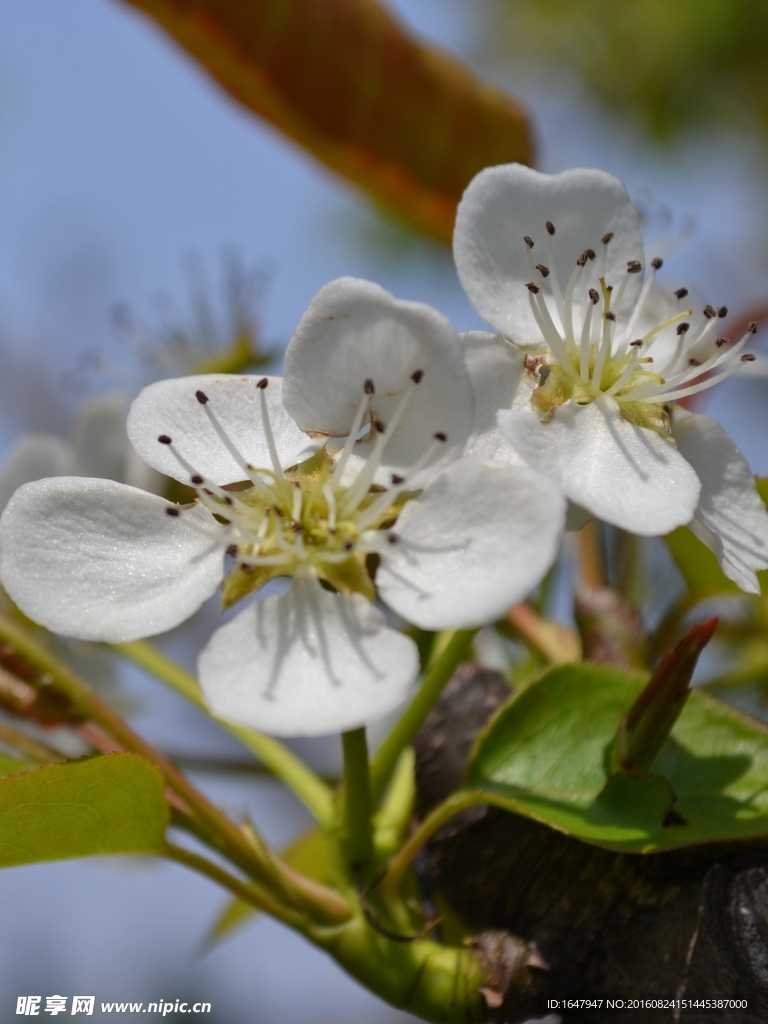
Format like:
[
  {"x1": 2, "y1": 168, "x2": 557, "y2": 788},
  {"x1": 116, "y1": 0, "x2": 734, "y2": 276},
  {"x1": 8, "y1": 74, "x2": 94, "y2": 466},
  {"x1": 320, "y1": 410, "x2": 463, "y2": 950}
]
[
  {"x1": 411, "y1": 369, "x2": 424, "y2": 384},
  {"x1": 606, "y1": 312, "x2": 617, "y2": 322},
  {"x1": 545, "y1": 220, "x2": 555, "y2": 235},
  {"x1": 674, "y1": 288, "x2": 689, "y2": 299},
  {"x1": 677, "y1": 322, "x2": 690, "y2": 335},
  {"x1": 226, "y1": 544, "x2": 238, "y2": 557},
  {"x1": 391, "y1": 474, "x2": 405, "y2": 485},
  {"x1": 589, "y1": 288, "x2": 600, "y2": 305},
  {"x1": 627, "y1": 260, "x2": 642, "y2": 273},
  {"x1": 630, "y1": 340, "x2": 643, "y2": 347},
  {"x1": 526, "y1": 282, "x2": 540, "y2": 294},
  {"x1": 742, "y1": 353, "x2": 757, "y2": 361},
  {"x1": 587, "y1": 248, "x2": 596, "y2": 260},
  {"x1": 374, "y1": 420, "x2": 386, "y2": 434},
  {"x1": 703, "y1": 305, "x2": 716, "y2": 319},
  {"x1": 387, "y1": 533, "x2": 399, "y2": 544},
  {"x1": 749, "y1": 321, "x2": 758, "y2": 334},
  {"x1": 716, "y1": 337, "x2": 730, "y2": 347},
  {"x1": 718, "y1": 306, "x2": 728, "y2": 318},
  {"x1": 434, "y1": 432, "x2": 448, "y2": 442},
  {"x1": 344, "y1": 542, "x2": 354, "y2": 551},
  {"x1": 651, "y1": 257, "x2": 663, "y2": 270},
  {"x1": 191, "y1": 474, "x2": 204, "y2": 485},
  {"x1": 689, "y1": 358, "x2": 702, "y2": 366},
  {"x1": 601, "y1": 232, "x2": 614, "y2": 244},
  {"x1": 158, "y1": 434, "x2": 172, "y2": 445},
  {"x1": 241, "y1": 564, "x2": 255, "y2": 574},
  {"x1": 576, "y1": 252, "x2": 588, "y2": 267},
  {"x1": 257, "y1": 377, "x2": 269, "y2": 390},
  {"x1": 195, "y1": 390, "x2": 209, "y2": 404},
  {"x1": 535, "y1": 264, "x2": 550, "y2": 277},
  {"x1": 203, "y1": 488, "x2": 213, "y2": 496},
  {"x1": 607, "y1": 283, "x2": 614, "y2": 292},
  {"x1": 523, "y1": 235, "x2": 534, "y2": 249},
  {"x1": 224, "y1": 496, "x2": 233, "y2": 506},
  {"x1": 165, "y1": 507, "x2": 180, "y2": 517},
  {"x1": 364, "y1": 378, "x2": 375, "y2": 394}
]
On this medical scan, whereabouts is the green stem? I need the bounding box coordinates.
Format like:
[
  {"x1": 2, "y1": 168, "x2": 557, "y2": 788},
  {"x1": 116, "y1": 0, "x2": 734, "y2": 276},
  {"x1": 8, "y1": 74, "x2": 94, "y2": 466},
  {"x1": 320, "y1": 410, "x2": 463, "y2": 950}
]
[
  {"x1": 0, "y1": 614, "x2": 348, "y2": 924},
  {"x1": 0, "y1": 716, "x2": 65, "y2": 763},
  {"x1": 113, "y1": 640, "x2": 334, "y2": 828},
  {"x1": 341, "y1": 728, "x2": 374, "y2": 867},
  {"x1": 370, "y1": 629, "x2": 478, "y2": 803},
  {"x1": 373, "y1": 747, "x2": 416, "y2": 859},
  {"x1": 381, "y1": 790, "x2": 487, "y2": 909},
  {"x1": 169, "y1": 839, "x2": 492, "y2": 1023},
  {"x1": 164, "y1": 842, "x2": 305, "y2": 929}
]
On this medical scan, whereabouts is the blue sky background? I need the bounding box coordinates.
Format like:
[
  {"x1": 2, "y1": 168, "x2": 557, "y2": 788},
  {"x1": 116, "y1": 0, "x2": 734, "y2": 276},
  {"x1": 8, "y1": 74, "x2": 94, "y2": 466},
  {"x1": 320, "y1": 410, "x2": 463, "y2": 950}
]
[{"x1": 0, "y1": 2, "x2": 766, "y2": 1020}]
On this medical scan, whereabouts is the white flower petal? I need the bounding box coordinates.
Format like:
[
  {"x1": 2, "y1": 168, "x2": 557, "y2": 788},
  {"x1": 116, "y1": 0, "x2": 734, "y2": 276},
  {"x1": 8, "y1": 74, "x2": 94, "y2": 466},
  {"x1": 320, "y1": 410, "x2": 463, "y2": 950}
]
[
  {"x1": 498, "y1": 396, "x2": 701, "y2": 536},
  {"x1": 672, "y1": 412, "x2": 768, "y2": 594},
  {"x1": 0, "y1": 477, "x2": 224, "y2": 642},
  {"x1": 283, "y1": 277, "x2": 474, "y2": 481},
  {"x1": 0, "y1": 435, "x2": 75, "y2": 511},
  {"x1": 127, "y1": 375, "x2": 314, "y2": 486},
  {"x1": 198, "y1": 574, "x2": 419, "y2": 737},
  {"x1": 460, "y1": 330, "x2": 531, "y2": 465},
  {"x1": 377, "y1": 459, "x2": 566, "y2": 629},
  {"x1": 454, "y1": 164, "x2": 644, "y2": 344}
]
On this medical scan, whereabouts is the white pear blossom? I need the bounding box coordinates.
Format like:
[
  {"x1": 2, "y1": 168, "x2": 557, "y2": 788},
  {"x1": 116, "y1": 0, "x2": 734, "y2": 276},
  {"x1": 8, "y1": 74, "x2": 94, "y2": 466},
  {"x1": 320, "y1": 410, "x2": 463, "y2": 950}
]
[
  {"x1": 0, "y1": 394, "x2": 160, "y2": 511},
  {"x1": 0, "y1": 277, "x2": 565, "y2": 736},
  {"x1": 454, "y1": 163, "x2": 768, "y2": 592}
]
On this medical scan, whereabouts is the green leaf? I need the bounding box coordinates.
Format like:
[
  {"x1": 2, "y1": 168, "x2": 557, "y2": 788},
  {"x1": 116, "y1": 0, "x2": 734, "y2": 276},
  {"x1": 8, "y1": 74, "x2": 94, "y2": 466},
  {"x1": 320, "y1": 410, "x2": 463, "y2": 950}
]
[
  {"x1": 664, "y1": 476, "x2": 768, "y2": 598},
  {"x1": 118, "y1": 0, "x2": 533, "y2": 245},
  {"x1": 0, "y1": 754, "x2": 37, "y2": 778},
  {"x1": 208, "y1": 825, "x2": 334, "y2": 944},
  {"x1": 467, "y1": 663, "x2": 768, "y2": 852},
  {"x1": 0, "y1": 754, "x2": 168, "y2": 867}
]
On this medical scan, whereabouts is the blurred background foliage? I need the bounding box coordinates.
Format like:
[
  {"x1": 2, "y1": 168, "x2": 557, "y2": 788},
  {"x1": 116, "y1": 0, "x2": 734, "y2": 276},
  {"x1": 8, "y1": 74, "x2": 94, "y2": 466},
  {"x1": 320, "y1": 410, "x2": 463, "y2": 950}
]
[{"x1": 487, "y1": 0, "x2": 768, "y2": 145}]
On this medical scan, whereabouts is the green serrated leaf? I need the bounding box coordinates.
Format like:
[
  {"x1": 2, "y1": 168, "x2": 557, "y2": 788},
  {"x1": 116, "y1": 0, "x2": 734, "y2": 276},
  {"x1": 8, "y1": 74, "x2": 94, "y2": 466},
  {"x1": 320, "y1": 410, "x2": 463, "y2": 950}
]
[
  {"x1": 0, "y1": 754, "x2": 37, "y2": 778},
  {"x1": 0, "y1": 754, "x2": 168, "y2": 867},
  {"x1": 207, "y1": 825, "x2": 334, "y2": 945},
  {"x1": 467, "y1": 662, "x2": 768, "y2": 852}
]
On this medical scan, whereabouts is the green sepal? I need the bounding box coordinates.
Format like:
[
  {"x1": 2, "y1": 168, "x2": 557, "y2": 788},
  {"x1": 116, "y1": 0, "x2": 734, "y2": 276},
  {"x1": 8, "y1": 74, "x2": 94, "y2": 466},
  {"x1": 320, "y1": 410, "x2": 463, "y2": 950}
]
[
  {"x1": 285, "y1": 446, "x2": 335, "y2": 485},
  {"x1": 221, "y1": 563, "x2": 286, "y2": 609},
  {"x1": 611, "y1": 617, "x2": 717, "y2": 775},
  {"x1": 319, "y1": 555, "x2": 376, "y2": 601}
]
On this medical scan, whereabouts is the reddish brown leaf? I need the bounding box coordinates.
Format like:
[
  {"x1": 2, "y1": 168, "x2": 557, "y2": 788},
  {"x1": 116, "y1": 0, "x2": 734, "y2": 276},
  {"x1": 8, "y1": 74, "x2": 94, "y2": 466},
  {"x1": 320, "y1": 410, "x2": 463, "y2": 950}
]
[{"x1": 118, "y1": 0, "x2": 534, "y2": 243}]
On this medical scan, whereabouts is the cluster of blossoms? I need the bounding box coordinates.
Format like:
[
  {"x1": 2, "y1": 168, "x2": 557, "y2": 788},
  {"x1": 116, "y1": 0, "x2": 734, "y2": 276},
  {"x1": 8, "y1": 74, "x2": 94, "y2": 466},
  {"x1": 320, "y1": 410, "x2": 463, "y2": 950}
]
[{"x1": 1, "y1": 166, "x2": 767, "y2": 736}]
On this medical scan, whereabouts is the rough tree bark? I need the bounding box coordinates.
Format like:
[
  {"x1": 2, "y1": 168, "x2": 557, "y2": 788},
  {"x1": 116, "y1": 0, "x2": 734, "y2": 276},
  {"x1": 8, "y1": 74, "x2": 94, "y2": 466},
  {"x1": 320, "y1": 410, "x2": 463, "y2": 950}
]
[{"x1": 414, "y1": 665, "x2": 768, "y2": 1024}]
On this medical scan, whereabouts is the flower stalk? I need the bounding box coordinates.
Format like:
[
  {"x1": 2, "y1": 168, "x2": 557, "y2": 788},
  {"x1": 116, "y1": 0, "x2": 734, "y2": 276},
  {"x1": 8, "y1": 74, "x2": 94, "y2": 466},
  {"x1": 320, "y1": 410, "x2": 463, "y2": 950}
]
[
  {"x1": 369, "y1": 629, "x2": 478, "y2": 803},
  {"x1": 341, "y1": 727, "x2": 374, "y2": 868}
]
